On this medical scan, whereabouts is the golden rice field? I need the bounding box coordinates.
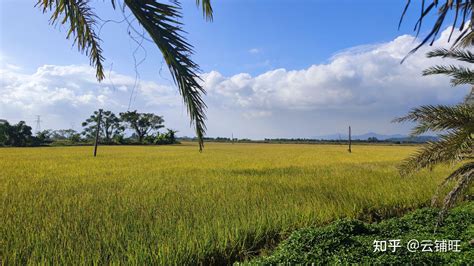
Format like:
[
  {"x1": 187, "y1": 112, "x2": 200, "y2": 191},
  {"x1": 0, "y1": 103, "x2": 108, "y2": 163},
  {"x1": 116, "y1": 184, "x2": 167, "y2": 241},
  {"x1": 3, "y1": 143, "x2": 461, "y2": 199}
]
[{"x1": 1, "y1": 143, "x2": 452, "y2": 264}]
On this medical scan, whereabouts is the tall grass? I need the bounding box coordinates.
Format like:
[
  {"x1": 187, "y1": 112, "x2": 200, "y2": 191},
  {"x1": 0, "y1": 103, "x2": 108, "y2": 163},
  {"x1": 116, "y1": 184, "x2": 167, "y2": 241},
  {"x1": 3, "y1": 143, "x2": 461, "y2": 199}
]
[{"x1": 0, "y1": 143, "x2": 450, "y2": 264}]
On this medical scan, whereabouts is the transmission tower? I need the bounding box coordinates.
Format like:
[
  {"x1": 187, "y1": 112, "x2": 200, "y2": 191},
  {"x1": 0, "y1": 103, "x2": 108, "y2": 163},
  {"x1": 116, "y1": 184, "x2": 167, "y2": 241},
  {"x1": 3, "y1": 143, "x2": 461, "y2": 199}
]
[{"x1": 35, "y1": 115, "x2": 42, "y2": 133}]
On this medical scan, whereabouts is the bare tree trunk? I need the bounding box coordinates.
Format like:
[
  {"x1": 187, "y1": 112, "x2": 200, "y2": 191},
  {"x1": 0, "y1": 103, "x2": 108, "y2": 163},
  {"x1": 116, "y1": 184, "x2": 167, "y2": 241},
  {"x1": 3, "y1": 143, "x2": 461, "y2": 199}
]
[
  {"x1": 348, "y1": 126, "x2": 352, "y2": 153},
  {"x1": 93, "y1": 109, "x2": 102, "y2": 157}
]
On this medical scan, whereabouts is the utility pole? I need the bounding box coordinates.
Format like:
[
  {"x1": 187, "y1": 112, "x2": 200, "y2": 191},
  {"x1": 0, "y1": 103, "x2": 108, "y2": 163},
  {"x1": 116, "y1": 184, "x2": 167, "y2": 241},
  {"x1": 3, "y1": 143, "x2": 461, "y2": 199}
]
[
  {"x1": 93, "y1": 109, "x2": 102, "y2": 157},
  {"x1": 232, "y1": 133, "x2": 234, "y2": 144},
  {"x1": 35, "y1": 115, "x2": 42, "y2": 133},
  {"x1": 348, "y1": 126, "x2": 352, "y2": 153}
]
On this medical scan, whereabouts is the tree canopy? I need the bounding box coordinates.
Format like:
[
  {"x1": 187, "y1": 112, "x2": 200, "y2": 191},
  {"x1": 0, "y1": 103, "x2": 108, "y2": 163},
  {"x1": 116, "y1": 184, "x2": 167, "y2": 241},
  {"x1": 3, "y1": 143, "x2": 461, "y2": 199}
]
[
  {"x1": 81, "y1": 109, "x2": 123, "y2": 143},
  {"x1": 0, "y1": 121, "x2": 34, "y2": 147},
  {"x1": 120, "y1": 110, "x2": 165, "y2": 143}
]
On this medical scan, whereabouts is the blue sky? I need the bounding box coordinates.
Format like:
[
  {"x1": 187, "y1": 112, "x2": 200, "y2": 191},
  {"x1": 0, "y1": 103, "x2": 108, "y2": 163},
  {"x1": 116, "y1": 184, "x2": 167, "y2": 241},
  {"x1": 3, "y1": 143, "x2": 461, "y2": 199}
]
[
  {"x1": 0, "y1": 0, "x2": 470, "y2": 138},
  {"x1": 2, "y1": 0, "x2": 425, "y2": 76}
]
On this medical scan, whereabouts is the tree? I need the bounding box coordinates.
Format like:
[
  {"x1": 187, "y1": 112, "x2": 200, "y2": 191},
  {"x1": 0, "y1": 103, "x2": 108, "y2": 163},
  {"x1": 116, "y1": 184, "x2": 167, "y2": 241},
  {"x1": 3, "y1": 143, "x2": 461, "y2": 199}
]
[
  {"x1": 36, "y1": 129, "x2": 53, "y2": 144},
  {"x1": 400, "y1": 0, "x2": 473, "y2": 56},
  {"x1": 82, "y1": 110, "x2": 123, "y2": 143},
  {"x1": 37, "y1": 0, "x2": 211, "y2": 151},
  {"x1": 120, "y1": 111, "x2": 164, "y2": 143},
  {"x1": 52, "y1": 129, "x2": 82, "y2": 143},
  {"x1": 367, "y1": 137, "x2": 379, "y2": 143},
  {"x1": 100, "y1": 111, "x2": 123, "y2": 142},
  {"x1": 1, "y1": 121, "x2": 34, "y2": 147},
  {"x1": 394, "y1": 48, "x2": 474, "y2": 223},
  {"x1": 12, "y1": 121, "x2": 34, "y2": 146},
  {"x1": 0, "y1": 120, "x2": 11, "y2": 146},
  {"x1": 155, "y1": 128, "x2": 178, "y2": 144},
  {"x1": 164, "y1": 129, "x2": 178, "y2": 144}
]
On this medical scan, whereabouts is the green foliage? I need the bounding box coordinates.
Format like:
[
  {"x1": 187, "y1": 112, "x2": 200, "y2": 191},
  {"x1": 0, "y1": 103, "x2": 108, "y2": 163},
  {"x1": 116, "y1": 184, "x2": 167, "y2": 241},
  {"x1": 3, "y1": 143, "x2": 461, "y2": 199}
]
[
  {"x1": 251, "y1": 202, "x2": 474, "y2": 264},
  {"x1": 51, "y1": 129, "x2": 81, "y2": 143},
  {"x1": 0, "y1": 144, "x2": 456, "y2": 264},
  {"x1": 367, "y1": 137, "x2": 379, "y2": 142},
  {"x1": 123, "y1": 0, "x2": 207, "y2": 151},
  {"x1": 112, "y1": 133, "x2": 127, "y2": 145},
  {"x1": 35, "y1": 129, "x2": 53, "y2": 144},
  {"x1": 155, "y1": 129, "x2": 178, "y2": 145},
  {"x1": 424, "y1": 65, "x2": 474, "y2": 86},
  {"x1": 35, "y1": 129, "x2": 81, "y2": 145},
  {"x1": 423, "y1": 48, "x2": 474, "y2": 86},
  {"x1": 0, "y1": 120, "x2": 34, "y2": 147},
  {"x1": 120, "y1": 110, "x2": 164, "y2": 143},
  {"x1": 82, "y1": 109, "x2": 123, "y2": 143},
  {"x1": 38, "y1": 0, "x2": 213, "y2": 150},
  {"x1": 395, "y1": 49, "x2": 474, "y2": 222},
  {"x1": 427, "y1": 48, "x2": 474, "y2": 64},
  {"x1": 0, "y1": 120, "x2": 10, "y2": 145}
]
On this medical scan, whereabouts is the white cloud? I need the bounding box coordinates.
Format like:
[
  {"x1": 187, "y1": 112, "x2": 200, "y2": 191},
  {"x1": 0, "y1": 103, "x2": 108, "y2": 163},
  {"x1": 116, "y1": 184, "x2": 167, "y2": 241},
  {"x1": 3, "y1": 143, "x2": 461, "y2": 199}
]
[
  {"x1": 242, "y1": 110, "x2": 272, "y2": 119},
  {"x1": 249, "y1": 48, "x2": 261, "y2": 54},
  {"x1": 0, "y1": 26, "x2": 471, "y2": 139},
  {"x1": 203, "y1": 28, "x2": 470, "y2": 117},
  {"x1": 0, "y1": 63, "x2": 183, "y2": 131}
]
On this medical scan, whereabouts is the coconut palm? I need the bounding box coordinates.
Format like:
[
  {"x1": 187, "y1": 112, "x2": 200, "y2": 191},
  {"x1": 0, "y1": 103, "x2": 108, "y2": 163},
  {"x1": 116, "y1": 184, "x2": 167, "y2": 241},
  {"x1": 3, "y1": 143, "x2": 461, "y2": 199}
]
[
  {"x1": 37, "y1": 0, "x2": 212, "y2": 151},
  {"x1": 394, "y1": 48, "x2": 474, "y2": 223}
]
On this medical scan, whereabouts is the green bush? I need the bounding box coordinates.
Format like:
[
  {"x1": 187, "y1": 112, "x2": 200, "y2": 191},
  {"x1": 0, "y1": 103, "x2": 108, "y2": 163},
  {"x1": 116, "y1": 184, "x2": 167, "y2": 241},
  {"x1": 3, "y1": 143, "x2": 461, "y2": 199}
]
[{"x1": 250, "y1": 202, "x2": 474, "y2": 264}]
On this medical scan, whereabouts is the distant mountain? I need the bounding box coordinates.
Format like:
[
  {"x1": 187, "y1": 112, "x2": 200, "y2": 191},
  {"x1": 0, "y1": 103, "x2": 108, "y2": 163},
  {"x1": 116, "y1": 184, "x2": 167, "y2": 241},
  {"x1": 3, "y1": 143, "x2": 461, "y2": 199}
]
[{"x1": 313, "y1": 132, "x2": 439, "y2": 142}]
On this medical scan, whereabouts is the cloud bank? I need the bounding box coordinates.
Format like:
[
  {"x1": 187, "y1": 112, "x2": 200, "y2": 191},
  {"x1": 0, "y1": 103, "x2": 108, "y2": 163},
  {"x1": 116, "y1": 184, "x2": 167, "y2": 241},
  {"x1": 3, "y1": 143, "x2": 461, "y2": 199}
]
[
  {"x1": 0, "y1": 27, "x2": 470, "y2": 138},
  {"x1": 202, "y1": 31, "x2": 468, "y2": 114}
]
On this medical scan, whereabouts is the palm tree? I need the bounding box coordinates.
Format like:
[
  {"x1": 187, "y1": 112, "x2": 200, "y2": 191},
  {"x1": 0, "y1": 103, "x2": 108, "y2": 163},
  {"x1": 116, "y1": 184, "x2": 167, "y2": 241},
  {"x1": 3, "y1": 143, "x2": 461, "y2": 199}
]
[
  {"x1": 394, "y1": 48, "x2": 474, "y2": 223},
  {"x1": 37, "y1": 0, "x2": 212, "y2": 151}
]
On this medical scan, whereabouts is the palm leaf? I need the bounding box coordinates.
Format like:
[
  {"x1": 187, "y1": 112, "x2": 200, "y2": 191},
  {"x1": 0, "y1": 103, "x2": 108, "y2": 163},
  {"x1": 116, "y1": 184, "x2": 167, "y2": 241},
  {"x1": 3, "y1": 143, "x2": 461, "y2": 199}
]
[
  {"x1": 426, "y1": 48, "x2": 474, "y2": 64},
  {"x1": 431, "y1": 161, "x2": 474, "y2": 206},
  {"x1": 437, "y1": 163, "x2": 473, "y2": 224},
  {"x1": 423, "y1": 65, "x2": 474, "y2": 86},
  {"x1": 393, "y1": 104, "x2": 474, "y2": 135},
  {"x1": 398, "y1": 129, "x2": 473, "y2": 175},
  {"x1": 196, "y1": 0, "x2": 213, "y2": 21},
  {"x1": 400, "y1": 0, "x2": 473, "y2": 61},
  {"x1": 124, "y1": 0, "x2": 207, "y2": 151},
  {"x1": 455, "y1": 29, "x2": 474, "y2": 47},
  {"x1": 37, "y1": 0, "x2": 105, "y2": 81}
]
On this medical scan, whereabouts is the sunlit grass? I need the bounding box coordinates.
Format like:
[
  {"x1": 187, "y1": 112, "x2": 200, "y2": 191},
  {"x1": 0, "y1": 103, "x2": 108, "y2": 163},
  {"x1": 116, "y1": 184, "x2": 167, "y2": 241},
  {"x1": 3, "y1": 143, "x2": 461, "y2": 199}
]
[{"x1": 0, "y1": 143, "x2": 451, "y2": 264}]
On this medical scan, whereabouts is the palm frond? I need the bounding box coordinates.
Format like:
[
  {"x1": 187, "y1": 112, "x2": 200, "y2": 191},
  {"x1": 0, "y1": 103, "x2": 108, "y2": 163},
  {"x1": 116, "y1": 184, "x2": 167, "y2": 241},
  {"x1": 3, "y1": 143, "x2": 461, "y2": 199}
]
[
  {"x1": 455, "y1": 29, "x2": 474, "y2": 47},
  {"x1": 37, "y1": 0, "x2": 105, "y2": 81},
  {"x1": 196, "y1": 0, "x2": 213, "y2": 21},
  {"x1": 437, "y1": 163, "x2": 473, "y2": 224},
  {"x1": 393, "y1": 104, "x2": 474, "y2": 135},
  {"x1": 431, "y1": 161, "x2": 474, "y2": 206},
  {"x1": 124, "y1": 0, "x2": 206, "y2": 151},
  {"x1": 423, "y1": 65, "x2": 474, "y2": 86},
  {"x1": 399, "y1": 129, "x2": 473, "y2": 175},
  {"x1": 400, "y1": 0, "x2": 473, "y2": 59},
  {"x1": 426, "y1": 48, "x2": 474, "y2": 63}
]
